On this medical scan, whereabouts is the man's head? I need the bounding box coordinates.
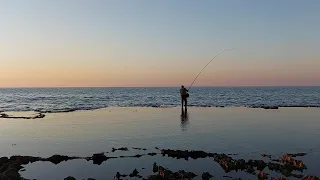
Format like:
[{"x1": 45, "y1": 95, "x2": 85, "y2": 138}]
[{"x1": 181, "y1": 85, "x2": 184, "y2": 88}]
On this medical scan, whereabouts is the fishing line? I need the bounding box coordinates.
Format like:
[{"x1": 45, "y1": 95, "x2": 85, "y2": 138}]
[{"x1": 188, "y1": 48, "x2": 237, "y2": 91}]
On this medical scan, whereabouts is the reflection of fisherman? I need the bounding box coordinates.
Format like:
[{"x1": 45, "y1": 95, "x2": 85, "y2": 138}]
[
  {"x1": 180, "y1": 107, "x2": 189, "y2": 132},
  {"x1": 180, "y1": 85, "x2": 189, "y2": 108}
]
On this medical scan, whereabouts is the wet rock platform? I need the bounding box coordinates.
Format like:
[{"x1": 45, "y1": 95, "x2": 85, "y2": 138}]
[{"x1": 1, "y1": 147, "x2": 319, "y2": 180}]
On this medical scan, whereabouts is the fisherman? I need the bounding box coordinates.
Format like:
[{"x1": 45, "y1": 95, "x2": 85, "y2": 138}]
[{"x1": 180, "y1": 85, "x2": 189, "y2": 108}]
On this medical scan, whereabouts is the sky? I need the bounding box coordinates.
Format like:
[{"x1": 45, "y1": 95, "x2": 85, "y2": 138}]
[{"x1": 1, "y1": 0, "x2": 319, "y2": 87}]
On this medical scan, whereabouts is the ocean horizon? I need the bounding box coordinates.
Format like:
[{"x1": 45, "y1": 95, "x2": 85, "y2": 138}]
[
  {"x1": 1, "y1": 85, "x2": 320, "y2": 88},
  {"x1": 1, "y1": 86, "x2": 319, "y2": 113}
]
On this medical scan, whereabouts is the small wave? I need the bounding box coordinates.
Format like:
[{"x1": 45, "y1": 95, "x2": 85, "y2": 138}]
[
  {"x1": 248, "y1": 105, "x2": 320, "y2": 109},
  {"x1": 1, "y1": 87, "x2": 320, "y2": 113},
  {"x1": 280, "y1": 105, "x2": 320, "y2": 108}
]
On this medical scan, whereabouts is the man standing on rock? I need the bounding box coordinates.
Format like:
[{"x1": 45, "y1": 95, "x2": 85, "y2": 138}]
[{"x1": 180, "y1": 85, "x2": 189, "y2": 109}]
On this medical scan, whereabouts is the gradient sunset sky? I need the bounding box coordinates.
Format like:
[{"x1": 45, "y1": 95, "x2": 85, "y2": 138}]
[{"x1": 1, "y1": 0, "x2": 319, "y2": 87}]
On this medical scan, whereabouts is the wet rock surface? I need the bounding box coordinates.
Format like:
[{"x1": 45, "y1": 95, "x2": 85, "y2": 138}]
[
  {"x1": 132, "y1": 147, "x2": 147, "y2": 151},
  {"x1": 47, "y1": 155, "x2": 79, "y2": 165},
  {"x1": 148, "y1": 163, "x2": 197, "y2": 179},
  {"x1": 201, "y1": 172, "x2": 213, "y2": 180},
  {"x1": 1, "y1": 147, "x2": 318, "y2": 180},
  {"x1": 90, "y1": 153, "x2": 111, "y2": 165},
  {"x1": 112, "y1": 147, "x2": 129, "y2": 152},
  {"x1": 64, "y1": 176, "x2": 76, "y2": 180},
  {"x1": 248, "y1": 105, "x2": 320, "y2": 109},
  {"x1": 249, "y1": 106, "x2": 279, "y2": 109},
  {"x1": 0, "y1": 113, "x2": 45, "y2": 119},
  {"x1": 129, "y1": 169, "x2": 141, "y2": 178},
  {"x1": 161, "y1": 149, "x2": 310, "y2": 178}
]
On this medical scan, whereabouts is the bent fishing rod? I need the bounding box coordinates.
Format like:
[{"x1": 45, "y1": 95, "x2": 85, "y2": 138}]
[{"x1": 188, "y1": 48, "x2": 237, "y2": 91}]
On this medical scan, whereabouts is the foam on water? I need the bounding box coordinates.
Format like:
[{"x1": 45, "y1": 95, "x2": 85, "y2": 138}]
[{"x1": 0, "y1": 87, "x2": 319, "y2": 113}]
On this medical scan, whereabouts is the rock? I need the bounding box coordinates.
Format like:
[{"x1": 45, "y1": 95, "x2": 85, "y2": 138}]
[
  {"x1": 161, "y1": 149, "x2": 210, "y2": 160},
  {"x1": 153, "y1": 163, "x2": 158, "y2": 173},
  {"x1": 7, "y1": 162, "x2": 23, "y2": 170},
  {"x1": 268, "y1": 162, "x2": 281, "y2": 171},
  {"x1": 246, "y1": 166, "x2": 255, "y2": 174},
  {"x1": 148, "y1": 153, "x2": 157, "y2": 156},
  {"x1": 301, "y1": 176, "x2": 320, "y2": 180},
  {"x1": 258, "y1": 171, "x2": 268, "y2": 179},
  {"x1": 47, "y1": 155, "x2": 77, "y2": 164},
  {"x1": 3, "y1": 168, "x2": 21, "y2": 179},
  {"x1": 261, "y1": 154, "x2": 272, "y2": 158},
  {"x1": 10, "y1": 156, "x2": 40, "y2": 164},
  {"x1": 0, "y1": 157, "x2": 9, "y2": 167},
  {"x1": 112, "y1": 147, "x2": 129, "y2": 152},
  {"x1": 0, "y1": 113, "x2": 45, "y2": 119},
  {"x1": 202, "y1": 172, "x2": 213, "y2": 180},
  {"x1": 35, "y1": 113, "x2": 45, "y2": 118},
  {"x1": 64, "y1": 176, "x2": 76, "y2": 180},
  {"x1": 132, "y1": 147, "x2": 147, "y2": 151},
  {"x1": 263, "y1": 106, "x2": 279, "y2": 109},
  {"x1": 291, "y1": 173, "x2": 304, "y2": 179},
  {"x1": 287, "y1": 153, "x2": 307, "y2": 157},
  {"x1": 176, "y1": 170, "x2": 197, "y2": 179},
  {"x1": 92, "y1": 153, "x2": 108, "y2": 165},
  {"x1": 0, "y1": 113, "x2": 9, "y2": 118},
  {"x1": 0, "y1": 162, "x2": 11, "y2": 173},
  {"x1": 129, "y1": 169, "x2": 139, "y2": 177},
  {"x1": 132, "y1": 154, "x2": 143, "y2": 158},
  {"x1": 0, "y1": 150, "x2": 317, "y2": 180},
  {"x1": 235, "y1": 159, "x2": 246, "y2": 170},
  {"x1": 114, "y1": 172, "x2": 128, "y2": 179},
  {"x1": 148, "y1": 166, "x2": 197, "y2": 179},
  {"x1": 253, "y1": 160, "x2": 267, "y2": 171}
]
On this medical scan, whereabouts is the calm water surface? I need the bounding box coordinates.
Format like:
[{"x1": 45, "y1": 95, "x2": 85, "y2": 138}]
[{"x1": 0, "y1": 107, "x2": 318, "y2": 179}]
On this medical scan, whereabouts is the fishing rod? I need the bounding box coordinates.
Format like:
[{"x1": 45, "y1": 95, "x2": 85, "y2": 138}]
[{"x1": 187, "y1": 48, "x2": 236, "y2": 91}]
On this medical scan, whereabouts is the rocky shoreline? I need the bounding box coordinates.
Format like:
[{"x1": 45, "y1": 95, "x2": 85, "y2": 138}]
[
  {"x1": 1, "y1": 147, "x2": 319, "y2": 180},
  {"x1": 1, "y1": 106, "x2": 320, "y2": 120},
  {"x1": 0, "y1": 112, "x2": 45, "y2": 119}
]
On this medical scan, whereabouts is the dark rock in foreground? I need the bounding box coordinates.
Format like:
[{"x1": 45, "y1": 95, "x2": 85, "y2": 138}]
[
  {"x1": 160, "y1": 149, "x2": 308, "y2": 178},
  {"x1": 64, "y1": 176, "x2": 76, "y2": 180},
  {"x1": 202, "y1": 172, "x2": 213, "y2": 180},
  {"x1": 129, "y1": 169, "x2": 141, "y2": 178},
  {"x1": 148, "y1": 163, "x2": 197, "y2": 179},
  {"x1": 64, "y1": 177, "x2": 95, "y2": 180},
  {"x1": 91, "y1": 153, "x2": 109, "y2": 165},
  {"x1": 47, "y1": 155, "x2": 79, "y2": 164},
  {"x1": 0, "y1": 147, "x2": 318, "y2": 180}
]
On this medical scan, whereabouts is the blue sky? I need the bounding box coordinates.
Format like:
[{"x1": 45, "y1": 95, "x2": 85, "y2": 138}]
[{"x1": 1, "y1": 0, "x2": 319, "y2": 87}]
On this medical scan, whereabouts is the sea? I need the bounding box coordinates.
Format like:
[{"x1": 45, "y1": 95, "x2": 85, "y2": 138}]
[
  {"x1": 1, "y1": 87, "x2": 320, "y2": 179},
  {"x1": 0, "y1": 86, "x2": 319, "y2": 113}
]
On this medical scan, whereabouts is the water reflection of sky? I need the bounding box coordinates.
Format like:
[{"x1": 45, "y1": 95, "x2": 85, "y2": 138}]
[{"x1": 0, "y1": 107, "x2": 319, "y2": 179}]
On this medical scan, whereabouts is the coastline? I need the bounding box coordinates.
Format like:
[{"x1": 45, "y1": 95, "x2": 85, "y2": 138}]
[
  {"x1": 1, "y1": 148, "x2": 318, "y2": 180},
  {"x1": 1, "y1": 106, "x2": 320, "y2": 119}
]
